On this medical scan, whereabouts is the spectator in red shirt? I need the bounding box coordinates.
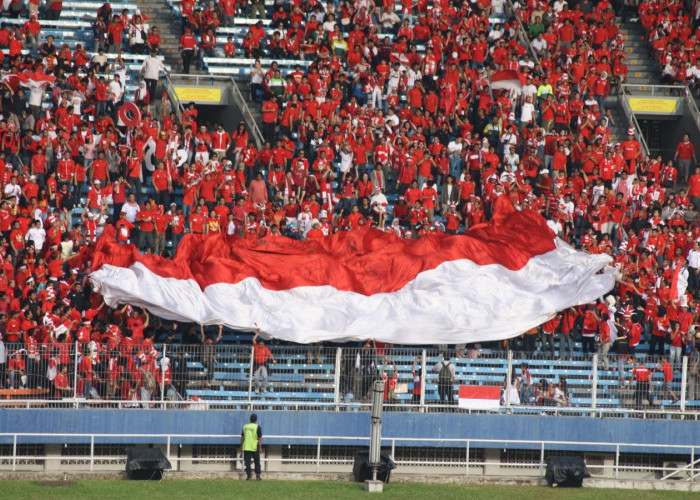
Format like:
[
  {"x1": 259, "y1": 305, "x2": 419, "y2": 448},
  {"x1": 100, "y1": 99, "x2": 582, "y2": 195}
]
[
  {"x1": 631, "y1": 359, "x2": 654, "y2": 409},
  {"x1": 252, "y1": 329, "x2": 275, "y2": 394},
  {"x1": 8, "y1": 351, "x2": 26, "y2": 389},
  {"x1": 189, "y1": 205, "x2": 207, "y2": 234},
  {"x1": 135, "y1": 200, "x2": 157, "y2": 253},
  {"x1": 659, "y1": 356, "x2": 679, "y2": 402},
  {"x1": 673, "y1": 133, "x2": 696, "y2": 183}
]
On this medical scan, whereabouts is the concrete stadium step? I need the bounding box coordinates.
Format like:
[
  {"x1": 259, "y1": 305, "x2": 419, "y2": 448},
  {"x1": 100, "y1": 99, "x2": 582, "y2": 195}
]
[
  {"x1": 619, "y1": 20, "x2": 659, "y2": 85},
  {"x1": 138, "y1": 0, "x2": 184, "y2": 71}
]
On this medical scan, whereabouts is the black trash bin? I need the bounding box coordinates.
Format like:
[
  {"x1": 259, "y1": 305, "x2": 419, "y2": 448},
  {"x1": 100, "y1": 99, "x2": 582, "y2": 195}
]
[
  {"x1": 353, "y1": 450, "x2": 396, "y2": 483},
  {"x1": 545, "y1": 456, "x2": 590, "y2": 487}
]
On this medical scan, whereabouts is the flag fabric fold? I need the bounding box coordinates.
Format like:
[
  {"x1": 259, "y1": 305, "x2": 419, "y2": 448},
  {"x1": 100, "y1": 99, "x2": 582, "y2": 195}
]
[
  {"x1": 17, "y1": 72, "x2": 55, "y2": 87},
  {"x1": 89, "y1": 198, "x2": 615, "y2": 344},
  {"x1": 489, "y1": 70, "x2": 522, "y2": 92}
]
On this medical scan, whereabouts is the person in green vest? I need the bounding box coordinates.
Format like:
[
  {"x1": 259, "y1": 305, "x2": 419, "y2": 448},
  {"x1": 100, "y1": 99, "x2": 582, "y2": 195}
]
[{"x1": 241, "y1": 413, "x2": 263, "y2": 480}]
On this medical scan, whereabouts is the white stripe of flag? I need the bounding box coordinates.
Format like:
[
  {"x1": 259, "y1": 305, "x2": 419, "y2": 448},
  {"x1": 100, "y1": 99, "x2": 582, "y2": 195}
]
[{"x1": 458, "y1": 385, "x2": 501, "y2": 410}]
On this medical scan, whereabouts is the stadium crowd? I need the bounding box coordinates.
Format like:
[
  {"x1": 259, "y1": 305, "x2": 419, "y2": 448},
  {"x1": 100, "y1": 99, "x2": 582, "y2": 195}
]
[{"x1": 0, "y1": 0, "x2": 699, "y2": 406}]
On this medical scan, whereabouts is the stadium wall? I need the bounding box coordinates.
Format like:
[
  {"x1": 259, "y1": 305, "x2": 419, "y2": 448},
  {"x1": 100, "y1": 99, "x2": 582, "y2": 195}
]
[{"x1": 1, "y1": 410, "x2": 696, "y2": 452}]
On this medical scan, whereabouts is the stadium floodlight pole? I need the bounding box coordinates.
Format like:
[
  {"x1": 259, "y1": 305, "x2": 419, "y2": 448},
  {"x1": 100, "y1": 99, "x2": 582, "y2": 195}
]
[{"x1": 369, "y1": 379, "x2": 385, "y2": 482}]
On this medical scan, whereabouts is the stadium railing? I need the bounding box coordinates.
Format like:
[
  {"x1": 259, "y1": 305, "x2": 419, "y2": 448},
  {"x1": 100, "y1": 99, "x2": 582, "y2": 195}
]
[
  {"x1": 2, "y1": 344, "x2": 698, "y2": 419},
  {"x1": 0, "y1": 431, "x2": 697, "y2": 478}
]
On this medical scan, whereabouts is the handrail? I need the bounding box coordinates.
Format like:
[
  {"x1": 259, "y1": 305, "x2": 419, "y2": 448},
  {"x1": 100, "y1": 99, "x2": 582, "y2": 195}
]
[
  {"x1": 660, "y1": 456, "x2": 700, "y2": 481},
  {"x1": 163, "y1": 73, "x2": 185, "y2": 118},
  {"x1": 684, "y1": 86, "x2": 700, "y2": 132},
  {"x1": 618, "y1": 90, "x2": 650, "y2": 157},
  {"x1": 168, "y1": 73, "x2": 231, "y2": 85},
  {"x1": 0, "y1": 432, "x2": 695, "y2": 476},
  {"x1": 0, "y1": 432, "x2": 695, "y2": 450},
  {"x1": 619, "y1": 83, "x2": 687, "y2": 96},
  {"x1": 0, "y1": 398, "x2": 697, "y2": 419},
  {"x1": 229, "y1": 76, "x2": 264, "y2": 149},
  {"x1": 505, "y1": 1, "x2": 540, "y2": 68},
  {"x1": 3, "y1": 343, "x2": 697, "y2": 419}
]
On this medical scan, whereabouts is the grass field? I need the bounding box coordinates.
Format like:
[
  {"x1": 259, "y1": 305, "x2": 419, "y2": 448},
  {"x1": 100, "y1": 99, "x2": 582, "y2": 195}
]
[{"x1": 1, "y1": 480, "x2": 698, "y2": 500}]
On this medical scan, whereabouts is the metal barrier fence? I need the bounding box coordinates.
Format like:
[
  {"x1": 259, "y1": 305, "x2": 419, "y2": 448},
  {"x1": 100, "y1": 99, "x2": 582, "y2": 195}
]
[
  {"x1": 0, "y1": 432, "x2": 697, "y2": 479},
  {"x1": 1, "y1": 344, "x2": 699, "y2": 418}
]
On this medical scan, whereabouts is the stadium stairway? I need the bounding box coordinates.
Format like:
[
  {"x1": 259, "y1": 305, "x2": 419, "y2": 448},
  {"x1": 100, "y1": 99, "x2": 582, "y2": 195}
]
[
  {"x1": 619, "y1": 19, "x2": 659, "y2": 87},
  {"x1": 597, "y1": 18, "x2": 661, "y2": 144},
  {"x1": 138, "y1": 0, "x2": 207, "y2": 75}
]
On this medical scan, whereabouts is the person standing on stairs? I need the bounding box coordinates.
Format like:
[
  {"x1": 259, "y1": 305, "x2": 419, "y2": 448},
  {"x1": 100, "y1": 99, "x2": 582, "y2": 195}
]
[
  {"x1": 140, "y1": 50, "x2": 169, "y2": 101},
  {"x1": 179, "y1": 27, "x2": 198, "y2": 75}
]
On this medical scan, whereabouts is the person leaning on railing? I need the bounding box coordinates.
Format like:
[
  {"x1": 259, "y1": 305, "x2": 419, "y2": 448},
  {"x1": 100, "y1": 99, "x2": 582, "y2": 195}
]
[
  {"x1": 252, "y1": 329, "x2": 275, "y2": 394},
  {"x1": 200, "y1": 324, "x2": 222, "y2": 384}
]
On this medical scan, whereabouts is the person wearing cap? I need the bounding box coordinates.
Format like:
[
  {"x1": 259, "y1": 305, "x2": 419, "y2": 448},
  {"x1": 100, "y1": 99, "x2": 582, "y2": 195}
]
[
  {"x1": 318, "y1": 210, "x2": 332, "y2": 236},
  {"x1": 306, "y1": 219, "x2": 324, "y2": 239},
  {"x1": 620, "y1": 127, "x2": 642, "y2": 174},
  {"x1": 241, "y1": 413, "x2": 263, "y2": 480},
  {"x1": 444, "y1": 203, "x2": 462, "y2": 234},
  {"x1": 22, "y1": 13, "x2": 41, "y2": 50},
  {"x1": 593, "y1": 70, "x2": 611, "y2": 113}
]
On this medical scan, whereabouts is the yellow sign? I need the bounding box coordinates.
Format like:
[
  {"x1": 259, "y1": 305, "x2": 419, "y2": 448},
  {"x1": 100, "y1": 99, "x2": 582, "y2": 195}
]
[
  {"x1": 628, "y1": 97, "x2": 679, "y2": 114},
  {"x1": 174, "y1": 87, "x2": 222, "y2": 103}
]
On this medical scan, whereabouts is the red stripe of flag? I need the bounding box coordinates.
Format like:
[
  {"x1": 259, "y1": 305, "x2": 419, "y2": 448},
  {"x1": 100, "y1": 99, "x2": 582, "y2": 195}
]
[
  {"x1": 92, "y1": 197, "x2": 556, "y2": 295},
  {"x1": 459, "y1": 385, "x2": 501, "y2": 400}
]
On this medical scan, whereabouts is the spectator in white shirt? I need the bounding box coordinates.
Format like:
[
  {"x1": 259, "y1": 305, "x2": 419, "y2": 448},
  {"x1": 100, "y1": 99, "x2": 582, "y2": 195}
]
[
  {"x1": 547, "y1": 214, "x2": 563, "y2": 237},
  {"x1": 141, "y1": 50, "x2": 169, "y2": 102},
  {"x1": 25, "y1": 220, "x2": 46, "y2": 250},
  {"x1": 3, "y1": 177, "x2": 21, "y2": 199},
  {"x1": 121, "y1": 194, "x2": 141, "y2": 223},
  {"x1": 531, "y1": 33, "x2": 548, "y2": 58},
  {"x1": 688, "y1": 241, "x2": 700, "y2": 296}
]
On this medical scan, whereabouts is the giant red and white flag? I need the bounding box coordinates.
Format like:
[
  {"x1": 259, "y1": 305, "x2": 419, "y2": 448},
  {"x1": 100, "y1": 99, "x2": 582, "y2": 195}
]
[{"x1": 89, "y1": 198, "x2": 615, "y2": 344}]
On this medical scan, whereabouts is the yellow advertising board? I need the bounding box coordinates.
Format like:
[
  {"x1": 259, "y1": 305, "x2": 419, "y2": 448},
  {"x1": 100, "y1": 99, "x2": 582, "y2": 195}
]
[
  {"x1": 628, "y1": 97, "x2": 679, "y2": 114},
  {"x1": 174, "y1": 87, "x2": 222, "y2": 103}
]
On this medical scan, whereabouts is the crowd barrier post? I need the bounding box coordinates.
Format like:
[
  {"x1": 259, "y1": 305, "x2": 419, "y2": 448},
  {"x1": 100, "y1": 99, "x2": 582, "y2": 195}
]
[
  {"x1": 73, "y1": 342, "x2": 79, "y2": 400},
  {"x1": 160, "y1": 345, "x2": 167, "y2": 409},
  {"x1": 333, "y1": 347, "x2": 342, "y2": 411},
  {"x1": 506, "y1": 350, "x2": 513, "y2": 409},
  {"x1": 419, "y1": 349, "x2": 427, "y2": 412},
  {"x1": 591, "y1": 354, "x2": 598, "y2": 414},
  {"x1": 681, "y1": 356, "x2": 688, "y2": 413},
  {"x1": 465, "y1": 439, "x2": 470, "y2": 476},
  {"x1": 247, "y1": 344, "x2": 254, "y2": 404}
]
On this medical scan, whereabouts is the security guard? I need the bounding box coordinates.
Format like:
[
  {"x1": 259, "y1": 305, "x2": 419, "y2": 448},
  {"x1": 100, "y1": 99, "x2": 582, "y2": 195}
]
[{"x1": 241, "y1": 413, "x2": 263, "y2": 480}]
